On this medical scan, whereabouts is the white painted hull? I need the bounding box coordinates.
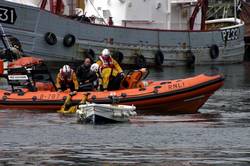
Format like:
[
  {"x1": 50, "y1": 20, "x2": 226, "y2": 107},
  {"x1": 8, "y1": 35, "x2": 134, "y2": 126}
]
[{"x1": 76, "y1": 103, "x2": 137, "y2": 124}]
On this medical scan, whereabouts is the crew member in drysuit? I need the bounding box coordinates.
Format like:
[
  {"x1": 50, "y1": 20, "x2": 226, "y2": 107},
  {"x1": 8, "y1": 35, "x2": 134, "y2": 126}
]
[
  {"x1": 76, "y1": 57, "x2": 98, "y2": 91},
  {"x1": 91, "y1": 49, "x2": 124, "y2": 91},
  {"x1": 56, "y1": 65, "x2": 79, "y2": 93}
]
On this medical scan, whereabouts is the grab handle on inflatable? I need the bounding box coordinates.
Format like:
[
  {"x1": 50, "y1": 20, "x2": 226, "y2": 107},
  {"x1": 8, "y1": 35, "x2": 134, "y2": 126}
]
[{"x1": 0, "y1": 59, "x2": 4, "y2": 75}]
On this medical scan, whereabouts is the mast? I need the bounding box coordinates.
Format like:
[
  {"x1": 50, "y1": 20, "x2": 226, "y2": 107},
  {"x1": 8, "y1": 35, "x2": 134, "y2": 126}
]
[
  {"x1": 189, "y1": 0, "x2": 208, "y2": 31},
  {"x1": 76, "y1": 0, "x2": 85, "y2": 10},
  {"x1": 40, "y1": 0, "x2": 64, "y2": 15},
  {"x1": 234, "y1": 0, "x2": 237, "y2": 23}
]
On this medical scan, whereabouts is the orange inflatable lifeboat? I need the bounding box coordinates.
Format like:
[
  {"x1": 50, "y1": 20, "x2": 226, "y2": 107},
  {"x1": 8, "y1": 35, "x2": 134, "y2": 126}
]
[{"x1": 0, "y1": 57, "x2": 224, "y2": 114}]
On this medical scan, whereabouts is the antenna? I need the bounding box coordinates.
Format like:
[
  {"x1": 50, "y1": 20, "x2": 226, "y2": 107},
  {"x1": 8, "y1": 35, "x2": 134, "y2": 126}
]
[
  {"x1": 0, "y1": 24, "x2": 12, "y2": 51},
  {"x1": 234, "y1": 0, "x2": 238, "y2": 23}
]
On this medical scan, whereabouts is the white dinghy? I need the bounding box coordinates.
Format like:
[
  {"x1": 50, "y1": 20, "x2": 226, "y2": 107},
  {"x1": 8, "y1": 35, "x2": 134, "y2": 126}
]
[{"x1": 76, "y1": 103, "x2": 136, "y2": 124}]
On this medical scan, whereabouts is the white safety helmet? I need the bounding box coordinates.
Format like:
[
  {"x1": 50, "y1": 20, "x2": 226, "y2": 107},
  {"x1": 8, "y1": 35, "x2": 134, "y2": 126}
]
[
  {"x1": 75, "y1": 8, "x2": 84, "y2": 17},
  {"x1": 102, "y1": 48, "x2": 110, "y2": 57},
  {"x1": 90, "y1": 63, "x2": 99, "y2": 72},
  {"x1": 60, "y1": 65, "x2": 71, "y2": 75}
]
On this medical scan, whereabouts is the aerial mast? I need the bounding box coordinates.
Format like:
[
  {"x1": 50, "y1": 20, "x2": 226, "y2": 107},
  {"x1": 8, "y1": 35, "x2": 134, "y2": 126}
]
[
  {"x1": 40, "y1": 0, "x2": 64, "y2": 15},
  {"x1": 189, "y1": 0, "x2": 208, "y2": 31}
]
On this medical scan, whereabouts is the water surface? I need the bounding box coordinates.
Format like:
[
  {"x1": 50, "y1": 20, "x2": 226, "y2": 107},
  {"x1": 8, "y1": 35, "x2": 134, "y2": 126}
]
[{"x1": 0, "y1": 63, "x2": 250, "y2": 165}]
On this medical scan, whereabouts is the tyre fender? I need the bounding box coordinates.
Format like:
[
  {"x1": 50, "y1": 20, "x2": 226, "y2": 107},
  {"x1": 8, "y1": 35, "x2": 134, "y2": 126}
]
[
  {"x1": 155, "y1": 50, "x2": 164, "y2": 65},
  {"x1": 44, "y1": 32, "x2": 57, "y2": 45},
  {"x1": 112, "y1": 51, "x2": 124, "y2": 64},
  {"x1": 210, "y1": 44, "x2": 219, "y2": 59},
  {"x1": 186, "y1": 50, "x2": 195, "y2": 66},
  {"x1": 63, "y1": 34, "x2": 76, "y2": 47},
  {"x1": 135, "y1": 54, "x2": 147, "y2": 68}
]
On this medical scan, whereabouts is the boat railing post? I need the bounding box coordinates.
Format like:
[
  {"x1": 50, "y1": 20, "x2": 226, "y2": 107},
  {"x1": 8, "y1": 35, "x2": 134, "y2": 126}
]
[
  {"x1": 92, "y1": 112, "x2": 95, "y2": 124},
  {"x1": 234, "y1": 0, "x2": 237, "y2": 23},
  {"x1": 157, "y1": 31, "x2": 160, "y2": 49}
]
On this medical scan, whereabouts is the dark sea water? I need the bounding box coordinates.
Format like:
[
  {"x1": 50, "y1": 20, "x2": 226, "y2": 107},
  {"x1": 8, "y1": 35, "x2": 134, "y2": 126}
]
[{"x1": 0, "y1": 63, "x2": 250, "y2": 166}]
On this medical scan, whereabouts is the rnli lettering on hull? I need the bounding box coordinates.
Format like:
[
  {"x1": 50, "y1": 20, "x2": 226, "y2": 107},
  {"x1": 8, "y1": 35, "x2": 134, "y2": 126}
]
[
  {"x1": 0, "y1": 6, "x2": 17, "y2": 24},
  {"x1": 168, "y1": 82, "x2": 185, "y2": 90}
]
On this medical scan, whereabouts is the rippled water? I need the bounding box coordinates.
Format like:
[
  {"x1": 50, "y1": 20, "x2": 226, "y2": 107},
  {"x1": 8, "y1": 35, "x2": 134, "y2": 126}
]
[{"x1": 0, "y1": 63, "x2": 250, "y2": 165}]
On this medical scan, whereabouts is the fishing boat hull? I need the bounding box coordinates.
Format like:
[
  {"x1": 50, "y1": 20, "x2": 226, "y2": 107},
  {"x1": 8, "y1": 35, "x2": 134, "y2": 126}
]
[
  {"x1": 0, "y1": 0, "x2": 245, "y2": 66},
  {"x1": 0, "y1": 74, "x2": 224, "y2": 115}
]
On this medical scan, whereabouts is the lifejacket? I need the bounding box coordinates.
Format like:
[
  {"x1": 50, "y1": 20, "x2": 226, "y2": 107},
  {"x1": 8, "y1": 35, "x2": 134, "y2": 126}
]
[
  {"x1": 56, "y1": 69, "x2": 79, "y2": 90},
  {"x1": 121, "y1": 68, "x2": 151, "y2": 89},
  {"x1": 98, "y1": 56, "x2": 114, "y2": 71},
  {"x1": 59, "y1": 69, "x2": 74, "y2": 83}
]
